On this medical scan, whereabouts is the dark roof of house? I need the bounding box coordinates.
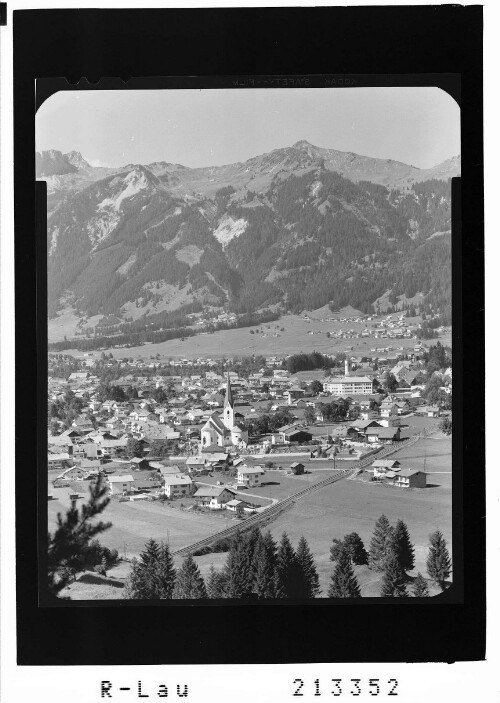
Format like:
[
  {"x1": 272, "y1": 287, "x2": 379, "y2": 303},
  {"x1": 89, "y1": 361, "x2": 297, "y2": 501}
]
[
  {"x1": 397, "y1": 468, "x2": 424, "y2": 477},
  {"x1": 378, "y1": 427, "x2": 401, "y2": 438},
  {"x1": 194, "y1": 486, "x2": 236, "y2": 497},
  {"x1": 353, "y1": 419, "x2": 382, "y2": 430},
  {"x1": 365, "y1": 427, "x2": 399, "y2": 439},
  {"x1": 201, "y1": 443, "x2": 227, "y2": 453}
]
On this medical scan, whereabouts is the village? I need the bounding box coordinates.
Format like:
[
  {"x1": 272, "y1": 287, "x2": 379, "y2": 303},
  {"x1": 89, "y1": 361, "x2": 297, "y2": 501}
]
[{"x1": 47, "y1": 332, "x2": 452, "y2": 598}]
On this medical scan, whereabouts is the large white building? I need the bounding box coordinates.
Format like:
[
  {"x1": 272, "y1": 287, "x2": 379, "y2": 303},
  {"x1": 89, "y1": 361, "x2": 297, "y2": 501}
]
[{"x1": 323, "y1": 358, "x2": 374, "y2": 396}]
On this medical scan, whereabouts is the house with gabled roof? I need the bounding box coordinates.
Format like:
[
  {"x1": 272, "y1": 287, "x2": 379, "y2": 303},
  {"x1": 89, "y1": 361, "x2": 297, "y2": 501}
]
[
  {"x1": 193, "y1": 485, "x2": 236, "y2": 508},
  {"x1": 163, "y1": 474, "x2": 193, "y2": 499},
  {"x1": 237, "y1": 465, "x2": 265, "y2": 487},
  {"x1": 392, "y1": 468, "x2": 427, "y2": 488},
  {"x1": 365, "y1": 426, "x2": 402, "y2": 444},
  {"x1": 107, "y1": 474, "x2": 135, "y2": 495},
  {"x1": 47, "y1": 452, "x2": 71, "y2": 469}
]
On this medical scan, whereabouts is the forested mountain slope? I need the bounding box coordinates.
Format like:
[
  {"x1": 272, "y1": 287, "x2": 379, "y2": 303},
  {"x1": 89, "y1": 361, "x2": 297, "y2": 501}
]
[{"x1": 40, "y1": 142, "x2": 458, "y2": 336}]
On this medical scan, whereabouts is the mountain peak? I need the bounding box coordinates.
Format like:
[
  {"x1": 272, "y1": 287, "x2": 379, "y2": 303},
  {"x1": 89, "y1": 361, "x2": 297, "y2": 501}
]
[
  {"x1": 66, "y1": 151, "x2": 90, "y2": 170},
  {"x1": 293, "y1": 140, "x2": 316, "y2": 149}
]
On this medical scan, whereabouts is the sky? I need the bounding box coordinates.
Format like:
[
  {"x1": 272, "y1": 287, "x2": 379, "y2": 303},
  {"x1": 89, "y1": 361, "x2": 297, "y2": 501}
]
[{"x1": 36, "y1": 87, "x2": 460, "y2": 170}]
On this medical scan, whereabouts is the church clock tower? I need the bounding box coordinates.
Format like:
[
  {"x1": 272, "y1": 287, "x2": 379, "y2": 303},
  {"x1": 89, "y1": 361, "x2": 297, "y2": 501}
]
[{"x1": 223, "y1": 373, "x2": 235, "y2": 430}]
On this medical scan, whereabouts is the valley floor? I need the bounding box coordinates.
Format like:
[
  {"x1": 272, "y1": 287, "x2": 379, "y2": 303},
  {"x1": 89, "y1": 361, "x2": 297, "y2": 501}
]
[{"x1": 57, "y1": 309, "x2": 451, "y2": 360}]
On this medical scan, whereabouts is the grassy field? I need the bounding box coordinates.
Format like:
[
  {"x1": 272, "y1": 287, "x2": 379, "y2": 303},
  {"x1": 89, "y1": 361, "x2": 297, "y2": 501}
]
[
  {"x1": 59, "y1": 305, "x2": 451, "y2": 360},
  {"x1": 48, "y1": 488, "x2": 230, "y2": 558},
  {"x1": 266, "y1": 435, "x2": 452, "y2": 596}
]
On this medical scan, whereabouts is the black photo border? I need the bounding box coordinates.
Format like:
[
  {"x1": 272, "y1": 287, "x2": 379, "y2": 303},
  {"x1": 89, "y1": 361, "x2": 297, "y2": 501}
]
[{"x1": 14, "y1": 6, "x2": 483, "y2": 665}]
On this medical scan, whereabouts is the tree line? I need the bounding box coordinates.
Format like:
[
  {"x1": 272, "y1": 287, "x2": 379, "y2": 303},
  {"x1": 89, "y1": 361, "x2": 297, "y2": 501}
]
[{"x1": 125, "y1": 529, "x2": 321, "y2": 600}]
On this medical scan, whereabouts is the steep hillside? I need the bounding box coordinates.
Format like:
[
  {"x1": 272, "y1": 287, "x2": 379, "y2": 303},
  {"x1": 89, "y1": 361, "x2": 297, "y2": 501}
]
[{"x1": 41, "y1": 142, "x2": 457, "y2": 343}]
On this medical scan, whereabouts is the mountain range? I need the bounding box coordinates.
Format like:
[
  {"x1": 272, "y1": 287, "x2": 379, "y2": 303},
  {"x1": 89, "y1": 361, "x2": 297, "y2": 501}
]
[{"x1": 38, "y1": 141, "x2": 459, "y2": 343}]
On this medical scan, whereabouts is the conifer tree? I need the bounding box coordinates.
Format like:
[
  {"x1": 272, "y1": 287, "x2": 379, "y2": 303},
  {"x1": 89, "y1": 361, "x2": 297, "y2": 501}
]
[
  {"x1": 142, "y1": 537, "x2": 161, "y2": 565},
  {"x1": 206, "y1": 565, "x2": 228, "y2": 599},
  {"x1": 426, "y1": 530, "x2": 452, "y2": 590},
  {"x1": 380, "y1": 552, "x2": 409, "y2": 597},
  {"x1": 275, "y1": 532, "x2": 302, "y2": 598},
  {"x1": 156, "y1": 543, "x2": 177, "y2": 599},
  {"x1": 391, "y1": 520, "x2": 415, "y2": 573},
  {"x1": 343, "y1": 532, "x2": 369, "y2": 566},
  {"x1": 245, "y1": 527, "x2": 264, "y2": 588},
  {"x1": 296, "y1": 536, "x2": 321, "y2": 597},
  {"x1": 173, "y1": 554, "x2": 207, "y2": 599},
  {"x1": 253, "y1": 530, "x2": 278, "y2": 598},
  {"x1": 224, "y1": 532, "x2": 251, "y2": 598},
  {"x1": 368, "y1": 515, "x2": 393, "y2": 571},
  {"x1": 328, "y1": 546, "x2": 361, "y2": 598},
  {"x1": 126, "y1": 539, "x2": 162, "y2": 599},
  {"x1": 412, "y1": 572, "x2": 430, "y2": 597},
  {"x1": 48, "y1": 473, "x2": 112, "y2": 597}
]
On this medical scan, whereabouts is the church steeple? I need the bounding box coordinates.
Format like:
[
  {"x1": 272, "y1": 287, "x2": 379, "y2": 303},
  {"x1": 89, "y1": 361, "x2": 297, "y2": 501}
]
[
  {"x1": 223, "y1": 373, "x2": 235, "y2": 431},
  {"x1": 224, "y1": 373, "x2": 234, "y2": 409}
]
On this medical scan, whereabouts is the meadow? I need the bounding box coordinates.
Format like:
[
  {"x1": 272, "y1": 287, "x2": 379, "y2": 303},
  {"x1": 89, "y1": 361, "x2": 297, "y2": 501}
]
[
  {"x1": 59, "y1": 305, "x2": 450, "y2": 360},
  {"x1": 266, "y1": 435, "x2": 452, "y2": 595},
  {"x1": 48, "y1": 489, "x2": 228, "y2": 558}
]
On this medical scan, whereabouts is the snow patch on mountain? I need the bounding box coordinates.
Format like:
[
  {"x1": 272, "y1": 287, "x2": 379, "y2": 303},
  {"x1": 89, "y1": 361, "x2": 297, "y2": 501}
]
[
  {"x1": 97, "y1": 170, "x2": 149, "y2": 212},
  {"x1": 213, "y1": 215, "x2": 248, "y2": 249}
]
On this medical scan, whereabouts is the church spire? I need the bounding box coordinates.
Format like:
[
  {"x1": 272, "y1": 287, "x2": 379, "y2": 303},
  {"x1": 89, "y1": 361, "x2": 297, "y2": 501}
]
[{"x1": 224, "y1": 373, "x2": 234, "y2": 409}]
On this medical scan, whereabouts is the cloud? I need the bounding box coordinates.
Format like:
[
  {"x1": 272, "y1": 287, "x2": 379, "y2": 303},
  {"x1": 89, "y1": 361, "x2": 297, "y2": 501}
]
[{"x1": 86, "y1": 158, "x2": 109, "y2": 167}]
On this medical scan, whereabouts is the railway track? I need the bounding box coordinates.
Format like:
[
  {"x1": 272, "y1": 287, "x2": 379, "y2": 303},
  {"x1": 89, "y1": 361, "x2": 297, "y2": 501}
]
[{"x1": 173, "y1": 432, "x2": 425, "y2": 557}]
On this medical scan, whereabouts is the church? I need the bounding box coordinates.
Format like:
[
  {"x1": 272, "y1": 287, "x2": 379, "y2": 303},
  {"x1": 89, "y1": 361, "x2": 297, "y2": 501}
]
[{"x1": 200, "y1": 375, "x2": 249, "y2": 449}]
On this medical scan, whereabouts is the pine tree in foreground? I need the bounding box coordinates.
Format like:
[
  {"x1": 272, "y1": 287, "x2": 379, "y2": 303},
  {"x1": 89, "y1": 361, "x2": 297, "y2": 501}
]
[
  {"x1": 296, "y1": 536, "x2": 321, "y2": 597},
  {"x1": 343, "y1": 532, "x2": 369, "y2": 566},
  {"x1": 126, "y1": 538, "x2": 170, "y2": 599},
  {"x1": 380, "y1": 552, "x2": 409, "y2": 597},
  {"x1": 426, "y1": 530, "x2": 452, "y2": 590},
  {"x1": 245, "y1": 527, "x2": 264, "y2": 589},
  {"x1": 206, "y1": 566, "x2": 228, "y2": 599},
  {"x1": 48, "y1": 473, "x2": 112, "y2": 598},
  {"x1": 173, "y1": 554, "x2": 207, "y2": 599},
  {"x1": 156, "y1": 543, "x2": 177, "y2": 599},
  {"x1": 368, "y1": 514, "x2": 393, "y2": 572},
  {"x1": 253, "y1": 532, "x2": 278, "y2": 598},
  {"x1": 328, "y1": 546, "x2": 361, "y2": 598},
  {"x1": 275, "y1": 532, "x2": 302, "y2": 598},
  {"x1": 224, "y1": 530, "x2": 257, "y2": 598},
  {"x1": 391, "y1": 520, "x2": 415, "y2": 573},
  {"x1": 412, "y1": 572, "x2": 430, "y2": 597}
]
